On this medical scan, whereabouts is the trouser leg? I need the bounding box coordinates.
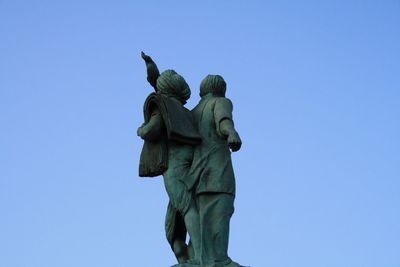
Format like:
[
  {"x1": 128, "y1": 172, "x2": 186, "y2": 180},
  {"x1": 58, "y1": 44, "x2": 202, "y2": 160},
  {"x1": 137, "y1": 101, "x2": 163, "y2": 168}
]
[
  {"x1": 198, "y1": 193, "x2": 235, "y2": 265},
  {"x1": 165, "y1": 202, "x2": 188, "y2": 263},
  {"x1": 183, "y1": 201, "x2": 201, "y2": 263},
  {"x1": 172, "y1": 239, "x2": 188, "y2": 263}
]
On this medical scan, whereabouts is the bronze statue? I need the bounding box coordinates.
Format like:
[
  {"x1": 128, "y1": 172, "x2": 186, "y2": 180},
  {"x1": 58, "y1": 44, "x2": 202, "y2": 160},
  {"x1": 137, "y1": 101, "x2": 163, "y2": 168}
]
[{"x1": 138, "y1": 52, "x2": 244, "y2": 267}]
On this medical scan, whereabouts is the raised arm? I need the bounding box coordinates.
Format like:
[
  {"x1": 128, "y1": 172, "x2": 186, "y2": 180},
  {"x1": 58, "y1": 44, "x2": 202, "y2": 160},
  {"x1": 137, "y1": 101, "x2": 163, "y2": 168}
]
[{"x1": 141, "y1": 51, "x2": 160, "y2": 91}]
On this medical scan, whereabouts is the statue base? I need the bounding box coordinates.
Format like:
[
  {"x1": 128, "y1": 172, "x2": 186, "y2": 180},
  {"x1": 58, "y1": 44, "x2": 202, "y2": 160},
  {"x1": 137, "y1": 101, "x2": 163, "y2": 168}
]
[{"x1": 171, "y1": 260, "x2": 247, "y2": 267}]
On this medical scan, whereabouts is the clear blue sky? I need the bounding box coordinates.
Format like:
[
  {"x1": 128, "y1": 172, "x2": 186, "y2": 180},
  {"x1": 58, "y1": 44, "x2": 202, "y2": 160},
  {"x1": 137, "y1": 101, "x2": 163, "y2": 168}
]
[{"x1": 1, "y1": 1, "x2": 399, "y2": 267}]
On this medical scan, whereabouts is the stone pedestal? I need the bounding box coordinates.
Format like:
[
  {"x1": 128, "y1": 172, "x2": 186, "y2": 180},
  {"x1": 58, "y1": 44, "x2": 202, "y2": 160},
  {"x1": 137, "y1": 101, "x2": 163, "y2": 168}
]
[{"x1": 171, "y1": 261, "x2": 248, "y2": 267}]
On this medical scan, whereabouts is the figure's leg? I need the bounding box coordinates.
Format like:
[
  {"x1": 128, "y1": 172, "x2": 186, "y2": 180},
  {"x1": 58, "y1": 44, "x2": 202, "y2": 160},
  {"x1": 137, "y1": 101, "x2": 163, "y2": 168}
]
[
  {"x1": 186, "y1": 239, "x2": 194, "y2": 260},
  {"x1": 183, "y1": 201, "x2": 201, "y2": 263},
  {"x1": 163, "y1": 163, "x2": 200, "y2": 264},
  {"x1": 198, "y1": 193, "x2": 234, "y2": 265},
  {"x1": 165, "y1": 201, "x2": 189, "y2": 264},
  {"x1": 172, "y1": 239, "x2": 188, "y2": 263},
  {"x1": 211, "y1": 193, "x2": 234, "y2": 261}
]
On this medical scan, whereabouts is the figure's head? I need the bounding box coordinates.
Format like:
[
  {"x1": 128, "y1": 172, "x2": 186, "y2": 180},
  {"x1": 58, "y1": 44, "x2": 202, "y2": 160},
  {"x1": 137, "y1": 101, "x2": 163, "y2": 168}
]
[
  {"x1": 199, "y1": 74, "x2": 226, "y2": 98},
  {"x1": 157, "y1": 69, "x2": 191, "y2": 104}
]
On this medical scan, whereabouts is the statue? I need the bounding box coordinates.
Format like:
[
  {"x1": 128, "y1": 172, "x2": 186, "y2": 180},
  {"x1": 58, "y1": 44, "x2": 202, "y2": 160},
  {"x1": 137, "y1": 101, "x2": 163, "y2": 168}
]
[{"x1": 138, "y1": 52, "x2": 245, "y2": 267}]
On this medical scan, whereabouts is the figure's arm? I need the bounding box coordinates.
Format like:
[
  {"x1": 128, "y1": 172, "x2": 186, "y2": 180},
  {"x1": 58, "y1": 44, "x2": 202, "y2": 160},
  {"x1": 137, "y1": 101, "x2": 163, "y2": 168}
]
[
  {"x1": 141, "y1": 51, "x2": 160, "y2": 91},
  {"x1": 214, "y1": 98, "x2": 242, "y2": 152},
  {"x1": 137, "y1": 110, "x2": 164, "y2": 141},
  {"x1": 220, "y1": 119, "x2": 241, "y2": 152}
]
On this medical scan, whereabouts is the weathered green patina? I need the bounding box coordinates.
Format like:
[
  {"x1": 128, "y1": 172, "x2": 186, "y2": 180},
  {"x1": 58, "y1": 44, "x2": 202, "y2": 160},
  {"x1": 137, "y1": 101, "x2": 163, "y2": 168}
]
[{"x1": 137, "y1": 52, "x2": 245, "y2": 267}]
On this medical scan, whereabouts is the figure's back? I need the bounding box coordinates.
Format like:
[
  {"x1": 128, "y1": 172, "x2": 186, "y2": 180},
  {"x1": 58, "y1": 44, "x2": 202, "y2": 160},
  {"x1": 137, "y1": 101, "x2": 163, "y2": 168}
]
[
  {"x1": 191, "y1": 94, "x2": 236, "y2": 195},
  {"x1": 192, "y1": 95, "x2": 226, "y2": 148}
]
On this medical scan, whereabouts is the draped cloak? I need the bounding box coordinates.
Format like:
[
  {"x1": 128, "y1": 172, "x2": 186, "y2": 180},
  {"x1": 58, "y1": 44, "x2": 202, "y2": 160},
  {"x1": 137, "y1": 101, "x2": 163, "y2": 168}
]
[{"x1": 139, "y1": 92, "x2": 201, "y2": 177}]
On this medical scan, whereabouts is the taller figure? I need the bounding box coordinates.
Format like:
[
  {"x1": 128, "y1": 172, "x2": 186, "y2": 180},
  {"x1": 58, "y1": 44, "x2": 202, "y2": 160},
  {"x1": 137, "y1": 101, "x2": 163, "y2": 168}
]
[
  {"x1": 189, "y1": 75, "x2": 243, "y2": 267},
  {"x1": 138, "y1": 53, "x2": 202, "y2": 265}
]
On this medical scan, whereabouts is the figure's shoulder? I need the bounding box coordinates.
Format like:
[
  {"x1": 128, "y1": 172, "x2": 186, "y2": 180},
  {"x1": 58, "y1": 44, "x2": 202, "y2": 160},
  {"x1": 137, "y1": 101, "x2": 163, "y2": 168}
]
[
  {"x1": 143, "y1": 93, "x2": 161, "y2": 119},
  {"x1": 215, "y1": 96, "x2": 232, "y2": 102},
  {"x1": 214, "y1": 97, "x2": 233, "y2": 109},
  {"x1": 144, "y1": 92, "x2": 162, "y2": 109},
  {"x1": 144, "y1": 92, "x2": 158, "y2": 101},
  {"x1": 191, "y1": 97, "x2": 213, "y2": 113},
  {"x1": 191, "y1": 96, "x2": 233, "y2": 114},
  {"x1": 203, "y1": 95, "x2": 228, "y2": 105}
]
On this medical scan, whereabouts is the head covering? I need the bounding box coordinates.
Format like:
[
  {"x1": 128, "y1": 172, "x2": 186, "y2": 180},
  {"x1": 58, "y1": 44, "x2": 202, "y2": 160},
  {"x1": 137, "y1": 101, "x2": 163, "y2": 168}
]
[
  {"x1": 199, "y1": 74, "x2": 226, "y2": 97},
  {"x1": 156, "y1": 69, "x2": 191, "y2": 101}
]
